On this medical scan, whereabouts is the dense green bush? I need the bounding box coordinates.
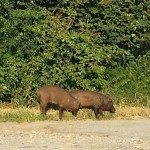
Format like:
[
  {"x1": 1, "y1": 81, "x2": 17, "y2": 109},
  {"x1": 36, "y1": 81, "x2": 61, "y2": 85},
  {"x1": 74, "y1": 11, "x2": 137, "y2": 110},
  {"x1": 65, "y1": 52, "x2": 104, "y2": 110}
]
[
  {"x1": 105, "y1": 52, "x2": 150, "y2": 106},
  {"x1": 0, "y1": 0, "x2": 150, "y2": 106}
]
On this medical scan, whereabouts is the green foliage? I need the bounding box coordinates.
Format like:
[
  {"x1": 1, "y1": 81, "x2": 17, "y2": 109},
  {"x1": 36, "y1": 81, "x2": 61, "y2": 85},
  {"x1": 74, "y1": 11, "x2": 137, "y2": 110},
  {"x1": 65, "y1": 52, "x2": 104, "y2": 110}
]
[
  {"x1": 0, "y1": 0, "x2": 150, "y2": 106},
  {"x1": 105, "y1": 52, "x2": 150, "y2": 106}
]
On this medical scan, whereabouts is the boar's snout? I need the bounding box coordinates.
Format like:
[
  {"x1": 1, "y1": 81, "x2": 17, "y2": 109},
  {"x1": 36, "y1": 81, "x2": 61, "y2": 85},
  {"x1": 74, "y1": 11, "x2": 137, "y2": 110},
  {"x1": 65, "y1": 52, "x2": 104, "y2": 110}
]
[{"x1": 110, "y1": 106, "x2": 116, "y2": 113}]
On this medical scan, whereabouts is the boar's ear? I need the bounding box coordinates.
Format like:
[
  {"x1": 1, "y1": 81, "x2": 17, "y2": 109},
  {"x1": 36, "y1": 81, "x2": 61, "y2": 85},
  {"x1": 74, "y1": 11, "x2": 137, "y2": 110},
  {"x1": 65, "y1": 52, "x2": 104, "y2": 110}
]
[
  {"x1": 105, "y1": 94, "x2": 113, "y2": 102},
  {"x1": 109, "y1": 99, "x2": 113, "y2": 103}
]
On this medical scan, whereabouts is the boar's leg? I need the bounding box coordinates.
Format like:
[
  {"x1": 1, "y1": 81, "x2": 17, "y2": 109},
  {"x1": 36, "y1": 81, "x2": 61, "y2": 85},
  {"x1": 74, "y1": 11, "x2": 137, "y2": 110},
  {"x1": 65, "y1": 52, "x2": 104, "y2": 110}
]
[
  {"x1": 98, "y1": 109, "x2": 103, "y2": 118},
  {"x1": 93, "y1": 106, "x2": 100, "y2": 119},
  {"x1": 58, "y1": 106, "x2": 64, "y2": 120},
  {"x1": 72, "y1": 109, "x2": 78, "y2": 117},
  {"x1": 40, "y1": 101, "x2": 47, "y2": 115}
]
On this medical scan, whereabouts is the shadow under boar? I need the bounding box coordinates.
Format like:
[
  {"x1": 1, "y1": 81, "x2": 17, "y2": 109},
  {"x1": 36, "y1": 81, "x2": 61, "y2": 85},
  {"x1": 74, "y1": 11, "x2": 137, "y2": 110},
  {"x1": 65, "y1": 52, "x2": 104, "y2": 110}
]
[
  {"x1": 70, "y1": 90, "x2": 116, "y2": 119},
  {"x1": 36, "y1": 85, "x2": 80, "y2": 119}
]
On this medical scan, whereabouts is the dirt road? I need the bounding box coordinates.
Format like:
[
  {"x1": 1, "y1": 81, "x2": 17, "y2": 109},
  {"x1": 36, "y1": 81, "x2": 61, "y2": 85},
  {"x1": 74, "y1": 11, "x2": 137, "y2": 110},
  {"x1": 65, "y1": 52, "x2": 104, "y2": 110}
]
[{"x1": 0, "y1": 119, "x2": 150, "y2": 150}]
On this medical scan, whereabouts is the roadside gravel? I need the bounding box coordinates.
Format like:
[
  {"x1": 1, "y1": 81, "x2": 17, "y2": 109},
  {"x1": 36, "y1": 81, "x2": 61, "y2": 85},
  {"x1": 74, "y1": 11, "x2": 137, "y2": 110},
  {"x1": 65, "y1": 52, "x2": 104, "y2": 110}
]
[{"x1": 0, "y1": 119, "x2": 150, "y2": 150}]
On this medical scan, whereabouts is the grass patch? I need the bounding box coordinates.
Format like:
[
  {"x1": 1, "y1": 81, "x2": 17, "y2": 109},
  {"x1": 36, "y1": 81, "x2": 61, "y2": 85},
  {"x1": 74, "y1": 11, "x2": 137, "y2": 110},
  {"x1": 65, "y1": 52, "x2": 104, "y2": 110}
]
[
  {"x1": 0, "y1": 108, "x2": 48, "y2": 122},
  {"x1": 0, "y1": 104, "x2": 150, "y2": 122},
  {"x1": 113, "y1": 104, "x2": 150, "y2": 119}
]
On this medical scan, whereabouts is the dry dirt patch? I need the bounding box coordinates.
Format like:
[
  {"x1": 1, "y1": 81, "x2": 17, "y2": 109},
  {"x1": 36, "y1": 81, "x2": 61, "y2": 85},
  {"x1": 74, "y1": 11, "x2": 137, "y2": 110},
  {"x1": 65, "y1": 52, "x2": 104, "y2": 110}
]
[{"x1": 0, "y1": 120, "x2": 150, "y2": 150}]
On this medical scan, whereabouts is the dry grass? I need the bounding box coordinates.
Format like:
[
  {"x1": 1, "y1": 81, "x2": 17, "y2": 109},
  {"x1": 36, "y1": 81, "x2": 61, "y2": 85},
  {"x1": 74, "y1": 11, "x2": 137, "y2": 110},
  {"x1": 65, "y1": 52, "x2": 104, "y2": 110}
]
[
  {"x1": 112, "y1": 104, "x2": 150, "y2": 119},
  {"x1": 0, "y1": 103, "x2": 150, "y2": 122}
]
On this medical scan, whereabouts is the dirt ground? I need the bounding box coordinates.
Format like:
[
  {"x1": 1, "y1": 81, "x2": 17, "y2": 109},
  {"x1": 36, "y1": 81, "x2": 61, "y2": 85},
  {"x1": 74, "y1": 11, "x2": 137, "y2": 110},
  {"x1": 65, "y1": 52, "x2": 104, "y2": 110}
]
[{"x1": 0, "y1": 119, "x2": 150, "y2": 150}]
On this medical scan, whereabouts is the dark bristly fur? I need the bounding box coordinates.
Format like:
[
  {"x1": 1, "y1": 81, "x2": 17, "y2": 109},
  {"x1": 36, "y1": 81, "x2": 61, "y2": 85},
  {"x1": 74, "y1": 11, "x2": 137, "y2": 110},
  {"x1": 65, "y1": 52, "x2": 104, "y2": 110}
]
[
  {"x1": 70, "y1": 90, "x2": 116, "y2": 119},
  {"x1": 36, "y1": 85, "x2": 80, "y2": 119}
]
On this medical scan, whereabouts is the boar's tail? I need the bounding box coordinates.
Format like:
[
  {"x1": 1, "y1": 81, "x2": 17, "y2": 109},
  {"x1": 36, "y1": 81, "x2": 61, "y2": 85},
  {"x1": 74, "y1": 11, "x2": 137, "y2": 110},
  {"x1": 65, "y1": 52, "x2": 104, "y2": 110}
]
[{"x1": 36, "y1": 91, "x2": 41, "y2": 104}]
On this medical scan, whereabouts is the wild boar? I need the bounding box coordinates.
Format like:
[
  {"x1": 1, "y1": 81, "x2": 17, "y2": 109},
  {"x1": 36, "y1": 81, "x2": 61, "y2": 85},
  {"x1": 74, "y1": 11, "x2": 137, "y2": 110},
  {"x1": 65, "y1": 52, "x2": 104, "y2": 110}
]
[
  {"x1": 36, "y1": 85, "x2": 80, "y2": 119},
  {"x1": 70, "y1": 90, "x2": 116, "y2": 119}
]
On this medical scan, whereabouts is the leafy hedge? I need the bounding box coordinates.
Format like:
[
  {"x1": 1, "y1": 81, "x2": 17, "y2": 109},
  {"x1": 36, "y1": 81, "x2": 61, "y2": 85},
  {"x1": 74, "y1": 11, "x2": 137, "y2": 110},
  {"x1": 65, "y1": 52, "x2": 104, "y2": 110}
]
[{"x1": 0, "y1": 0, "x2": 150, "y2": 107}]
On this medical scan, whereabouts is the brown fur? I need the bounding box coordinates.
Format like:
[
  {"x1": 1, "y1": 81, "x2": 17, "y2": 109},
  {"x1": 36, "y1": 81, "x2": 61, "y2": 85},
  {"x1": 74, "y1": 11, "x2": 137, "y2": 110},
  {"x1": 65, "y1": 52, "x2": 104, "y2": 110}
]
[
  {"x1": 36, "y1": 85, "x2": 80, "y2": 119},
  {"x1": 70, "y1": 90, "x2": 116, "y2": 119}
]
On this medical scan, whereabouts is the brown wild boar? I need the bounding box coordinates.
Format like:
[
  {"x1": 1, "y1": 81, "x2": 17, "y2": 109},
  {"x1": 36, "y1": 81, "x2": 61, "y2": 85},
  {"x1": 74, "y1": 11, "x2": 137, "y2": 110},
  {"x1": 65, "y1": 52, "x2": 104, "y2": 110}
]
[
  {"x1": 70, "y1": 90, "x2": 116, "y2": 119},
  {"x1": 36, "y1": 85, "x2": 80, "y2": 119}
]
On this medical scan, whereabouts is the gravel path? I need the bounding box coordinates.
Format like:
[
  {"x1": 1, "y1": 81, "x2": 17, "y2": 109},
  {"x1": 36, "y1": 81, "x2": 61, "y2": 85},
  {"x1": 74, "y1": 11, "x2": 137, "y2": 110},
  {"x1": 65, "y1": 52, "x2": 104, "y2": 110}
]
[{"x1": 0, "y1": 119, "x2": 150, "y2": 150}]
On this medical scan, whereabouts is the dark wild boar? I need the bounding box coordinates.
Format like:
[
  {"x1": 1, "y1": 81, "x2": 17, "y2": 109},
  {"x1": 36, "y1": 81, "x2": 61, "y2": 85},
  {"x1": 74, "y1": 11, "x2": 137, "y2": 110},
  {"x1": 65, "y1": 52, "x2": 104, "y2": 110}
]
[
  {"x1": 36, "y1": 85, "x2": 80, "y2": 119},
  {"x1": 70, "y1": 90, "x2": 116, "y2": 119}
]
